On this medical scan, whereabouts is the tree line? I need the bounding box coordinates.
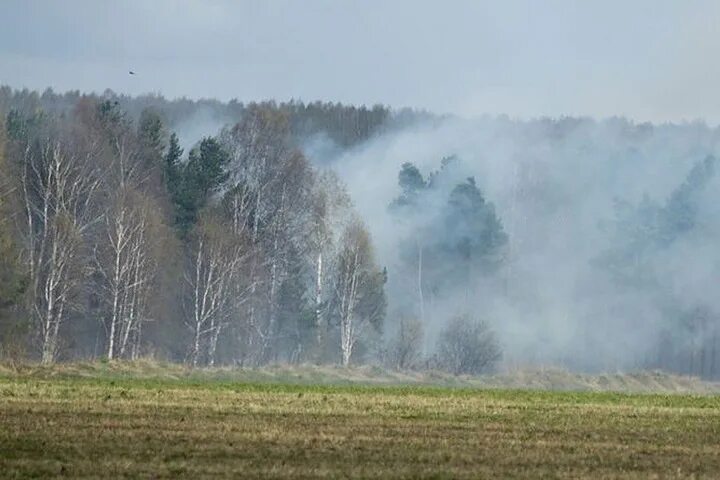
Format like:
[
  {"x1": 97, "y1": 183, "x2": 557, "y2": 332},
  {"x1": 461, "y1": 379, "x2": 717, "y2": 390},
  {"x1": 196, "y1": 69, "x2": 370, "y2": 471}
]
[
  {"x1": 0, "y1": 86, "x2": 434, "y2": 150},
  {"x1": 12, "y1": 89, "x2": 717, "y2": 378},
  {"x1": 0, "y1": 98, "x2": 388, "y2": 367}
]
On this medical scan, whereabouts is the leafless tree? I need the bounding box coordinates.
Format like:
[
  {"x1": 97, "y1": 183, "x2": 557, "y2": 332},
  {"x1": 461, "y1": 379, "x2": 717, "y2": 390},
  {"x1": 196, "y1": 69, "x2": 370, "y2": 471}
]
[
  {"x1": 332, "y1": 217, "x2": 385, "y2": 366},
  {"x1": 436, "y1": 314, "x2": 501, "y2": 375},
  {"x1": 90, "y1": 102, "x2": 167, "y2": 361},
  {"x1": 185, "y1": 213, "x2": 250, "y2": 367},
  {"x1": 222, "y1": 106, "x2": 317, "y2": 362},
  {"x1": 20, "y1": 139, "x2": 102, "y2": 364},
  {"x1": 95, "y1": 189, "x2": 160, "y2": 360},
  {"x1": 387, "y1": 316, "x2": 424, "y2": 370},
  {"x1": 308, "y1": 171, "x2": 352, "y2": 355}
]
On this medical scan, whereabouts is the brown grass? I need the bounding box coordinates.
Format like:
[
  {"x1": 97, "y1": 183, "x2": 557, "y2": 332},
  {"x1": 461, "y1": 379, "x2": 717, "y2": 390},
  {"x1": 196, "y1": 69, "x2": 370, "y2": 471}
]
[{"x1": 1, "y1": 366, "x2": 720, "y2": 478}]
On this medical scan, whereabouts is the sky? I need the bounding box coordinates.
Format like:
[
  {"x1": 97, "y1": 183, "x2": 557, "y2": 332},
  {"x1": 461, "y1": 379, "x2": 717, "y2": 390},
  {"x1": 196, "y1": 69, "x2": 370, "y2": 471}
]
[{"x1": 2, "y1": 0, "x2": 720, "y2": 123}]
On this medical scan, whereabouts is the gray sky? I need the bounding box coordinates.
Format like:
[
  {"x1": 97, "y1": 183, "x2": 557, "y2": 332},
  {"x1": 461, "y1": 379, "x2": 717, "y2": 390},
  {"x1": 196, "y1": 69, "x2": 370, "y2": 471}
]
[{"x1": 2, "y1": 0, "x2": 719, "y2": 123}]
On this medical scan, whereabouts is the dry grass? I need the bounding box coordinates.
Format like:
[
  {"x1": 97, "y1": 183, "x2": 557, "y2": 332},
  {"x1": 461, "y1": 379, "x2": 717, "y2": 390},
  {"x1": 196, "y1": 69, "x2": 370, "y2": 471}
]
[{"x1": 1, "y1": 364, "x2": 720, "y2": 478}]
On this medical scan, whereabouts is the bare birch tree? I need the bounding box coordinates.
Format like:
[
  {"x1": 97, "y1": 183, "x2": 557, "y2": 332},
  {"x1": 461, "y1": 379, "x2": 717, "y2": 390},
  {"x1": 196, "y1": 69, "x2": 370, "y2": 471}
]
[
  {"x1": 90, "y1": 100, "x2": 165, "y2": 361},
  {"x1": 96, "y1": 189, "x2": 158, "y2": 360},
  {"x1": 332, "y1": 217, "x2": 386, "y2": 366},
  {"x1": 20, "y1": 139, "x2": 101, "y2": 363},
  {"x1": 309, "y1": 171, "x2": 352, "y2": 357},
  {"x1": 185, "y1": 213, "x2": 249, "y2": 367},
  {"x1": 222, "y1": 105, "x2": 316, "y2": 362},
  {"x1": 221, "y1": 106, "x2": 291, "y2": 361}
]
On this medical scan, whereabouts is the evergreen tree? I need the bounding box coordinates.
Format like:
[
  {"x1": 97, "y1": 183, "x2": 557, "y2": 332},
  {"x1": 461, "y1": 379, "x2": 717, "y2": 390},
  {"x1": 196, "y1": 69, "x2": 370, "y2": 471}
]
[
  {"x1": 658, "y1": 156, "x2": 716, "y2": 245},
  {"x1": 137, "y1": 109, "x2": 165, "y2": 167},
  {"x1": 391, "y1": 162, "x2": 426, "y2": 210},
  {"x1": 600, "y1": 155, "x2": 718, "y2": 283},
  {"x1": 173, "y1": 137, "x2": 230, "y2": 233},
  {"x1": 443, "y1": 177, "x2": 508, "y2": 269},
  {"x1": 164, "y1": 132, "x2": 183, "y2": 192}
]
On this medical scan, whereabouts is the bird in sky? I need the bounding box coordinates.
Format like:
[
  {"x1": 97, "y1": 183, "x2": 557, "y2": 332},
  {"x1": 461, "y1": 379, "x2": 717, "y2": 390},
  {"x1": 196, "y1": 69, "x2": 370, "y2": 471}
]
[{"x1": 129, "y1": 70, "x2": 136, "y2": 75}]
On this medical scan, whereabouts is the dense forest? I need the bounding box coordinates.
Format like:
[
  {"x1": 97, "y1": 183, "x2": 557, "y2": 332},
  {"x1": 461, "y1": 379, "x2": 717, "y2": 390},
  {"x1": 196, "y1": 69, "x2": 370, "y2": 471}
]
[
  {"x1": 0, "y1": 87, "x2": 480, "y2": 372},
  {"x1": 0, "y1": 88, "x2": 398, "y2": 368},
  {"x1": 2, "y1": 87, "x2": 720, "y2": 378}
]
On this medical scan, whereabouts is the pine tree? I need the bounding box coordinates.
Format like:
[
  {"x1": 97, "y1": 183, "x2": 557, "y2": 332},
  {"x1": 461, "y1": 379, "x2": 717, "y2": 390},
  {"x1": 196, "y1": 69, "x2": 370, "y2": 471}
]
[
  {"x1": 164, "y1": 133, "x2": 183, "y2": 192},
  {"x1": 444, "y1": 177, "x2": 508, "y2": 268},
  {"x1": 395, "y1": 163, "x2": 426, "y2": 206},
  {"x1": 172, "y1": 137, "x2": 230, "y2": 233},
  {"x1": 137, "y1": 109, "x2": 165, "y2": 169}
]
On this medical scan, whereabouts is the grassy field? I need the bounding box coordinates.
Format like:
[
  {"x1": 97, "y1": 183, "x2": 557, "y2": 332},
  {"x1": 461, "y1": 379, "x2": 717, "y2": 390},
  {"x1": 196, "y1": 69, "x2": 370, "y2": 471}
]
[{"x1": 1, "y1": 364, "x2": 720, "y2": 478}]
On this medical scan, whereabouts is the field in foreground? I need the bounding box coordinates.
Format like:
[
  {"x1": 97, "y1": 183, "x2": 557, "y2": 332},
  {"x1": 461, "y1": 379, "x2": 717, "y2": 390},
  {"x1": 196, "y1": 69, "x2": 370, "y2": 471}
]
[{"x1": 1, "y1": 366, "x2": 720, "y2": 478}]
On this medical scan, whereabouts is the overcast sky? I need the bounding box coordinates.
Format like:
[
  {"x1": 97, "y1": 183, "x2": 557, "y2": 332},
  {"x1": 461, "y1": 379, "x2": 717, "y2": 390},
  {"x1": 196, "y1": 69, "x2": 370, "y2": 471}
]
[{"x1": 2, "y1": 0, "x2": 719, "y2": 123}]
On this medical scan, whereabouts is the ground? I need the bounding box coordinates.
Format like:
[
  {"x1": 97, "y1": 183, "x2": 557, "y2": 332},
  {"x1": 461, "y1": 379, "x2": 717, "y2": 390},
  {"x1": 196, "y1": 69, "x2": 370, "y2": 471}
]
[{"x1": 1, "y1": 363, "x2": 719, "y2": 478}]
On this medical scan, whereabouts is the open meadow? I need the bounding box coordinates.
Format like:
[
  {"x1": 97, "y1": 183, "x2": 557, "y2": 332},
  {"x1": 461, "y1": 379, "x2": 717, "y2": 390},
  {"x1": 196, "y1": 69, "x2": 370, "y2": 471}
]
[{"x1": 1, "y1": 363, "x2": 720, "y2": 478}]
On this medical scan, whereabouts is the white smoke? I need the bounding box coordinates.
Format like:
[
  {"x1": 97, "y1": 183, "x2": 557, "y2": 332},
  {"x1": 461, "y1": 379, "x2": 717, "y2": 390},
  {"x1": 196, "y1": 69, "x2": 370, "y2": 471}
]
[{"x1": 311, "y1": 115, "x2": 720, "y2": 372}]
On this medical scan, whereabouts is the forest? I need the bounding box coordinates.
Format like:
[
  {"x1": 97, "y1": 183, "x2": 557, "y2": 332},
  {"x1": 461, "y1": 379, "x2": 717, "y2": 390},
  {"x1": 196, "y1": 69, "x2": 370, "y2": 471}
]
[
  {"x1": 1, "y1": 87, "x2": 720, "y2": 378},
  {"x1": 0, "y1": 87, "x2": 401, "y2": 368}
]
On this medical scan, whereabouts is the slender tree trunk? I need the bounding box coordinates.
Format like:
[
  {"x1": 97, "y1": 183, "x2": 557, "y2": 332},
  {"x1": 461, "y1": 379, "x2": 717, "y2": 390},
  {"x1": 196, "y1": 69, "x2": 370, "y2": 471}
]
[
  {"x1": 711, "y1": 328, "x2": 718, "y2": 379},
  {"x1": 41, "y1": 331, "x2": 55, "y2": 365},
  {"x1": 192, "y1": 322, "x2": 202, "y2": 367},
  {"x1": 265, "y1": 186, "x2": 286, "y2": 361},
  {"x1": 191, "y1": 241, "x2": 204, "y2": 367},
  {"x1": 208, "y1": 324, "x2": 222, "y2": 367},
  {"x1": 417, "y1": 241, "x2": 424, "y2": 323},
  {"x1": 131, "y1": 318, "x2": 142, "y2": 360},
  {"x1": 339, "y1": 250, "x2": 360, "y2": 366},
  {"x1": 315, "y1": 251, "x2": 324, "y2": 350},
  {"x1": 341, "y1": 327, "x2": 352, "y2": 366}
]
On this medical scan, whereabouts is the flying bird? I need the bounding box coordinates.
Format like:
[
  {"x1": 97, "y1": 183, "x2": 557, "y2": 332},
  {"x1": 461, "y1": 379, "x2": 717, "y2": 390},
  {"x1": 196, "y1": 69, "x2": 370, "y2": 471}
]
[{"x1": 129, "y1": 70, "x2": 136, "y2": 75}]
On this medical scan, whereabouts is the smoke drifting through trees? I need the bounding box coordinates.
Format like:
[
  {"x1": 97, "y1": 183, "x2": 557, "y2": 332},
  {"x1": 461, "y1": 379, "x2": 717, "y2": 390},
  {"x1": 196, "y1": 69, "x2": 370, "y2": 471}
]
[
  {"x1": 332, "y1": 116, "x2": 720, "y2": 377},
  {"x1": 1, "y1": 87, "x2": 720, "y2": 379}
]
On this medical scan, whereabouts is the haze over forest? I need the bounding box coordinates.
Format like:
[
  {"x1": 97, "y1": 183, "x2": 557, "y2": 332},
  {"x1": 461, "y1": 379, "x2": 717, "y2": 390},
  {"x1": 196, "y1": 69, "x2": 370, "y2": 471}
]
[{"x1": 2, "y1": 2, "x2": 720, "y2": 377}]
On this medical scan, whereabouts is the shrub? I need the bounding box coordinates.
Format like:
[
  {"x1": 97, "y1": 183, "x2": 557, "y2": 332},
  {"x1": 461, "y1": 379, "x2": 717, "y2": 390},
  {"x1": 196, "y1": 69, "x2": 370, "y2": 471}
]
[
  {"x1": 436, "y1": 314, "x2": 501, "y2": 375},
  {"x1": 387, "y1": 317, "x2": 424, "y2": 370}
]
